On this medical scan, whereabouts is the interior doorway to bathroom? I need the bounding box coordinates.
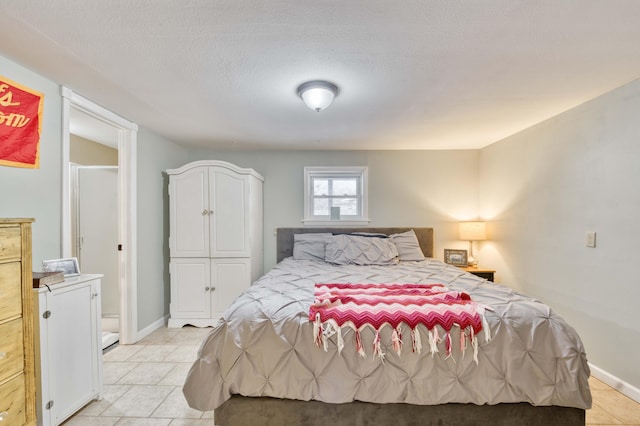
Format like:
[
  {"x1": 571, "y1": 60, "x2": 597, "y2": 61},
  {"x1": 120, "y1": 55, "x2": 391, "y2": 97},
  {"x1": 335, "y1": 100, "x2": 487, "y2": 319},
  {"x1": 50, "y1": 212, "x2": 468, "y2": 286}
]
[
  {"x1": 68, "y1": 115, "x2": 120, "y2": 350},
  {"x1": 62, "y1": 88, "x2": 139, "y2": 346},
  {"x1": 72, "y1": 164, "x2": 120, "y2": 349}
]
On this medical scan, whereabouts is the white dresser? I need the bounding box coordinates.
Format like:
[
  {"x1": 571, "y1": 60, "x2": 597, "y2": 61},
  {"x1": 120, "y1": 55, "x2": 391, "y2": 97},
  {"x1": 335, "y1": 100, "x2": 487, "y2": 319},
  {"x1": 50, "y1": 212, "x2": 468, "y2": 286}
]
[
  {"x1": 33, "y1": 274, "x2": 103, "y2": 426},
  {"x1": 167, "y1": 160, "x2": 264, "y2": 328}
]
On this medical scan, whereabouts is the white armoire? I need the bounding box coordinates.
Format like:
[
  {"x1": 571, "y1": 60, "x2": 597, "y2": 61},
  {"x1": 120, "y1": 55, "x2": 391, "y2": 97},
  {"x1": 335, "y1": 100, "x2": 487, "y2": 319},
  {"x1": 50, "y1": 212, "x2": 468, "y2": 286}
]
[{"x1": 166, "y1": 160, "x2": 264, "y2": 327}]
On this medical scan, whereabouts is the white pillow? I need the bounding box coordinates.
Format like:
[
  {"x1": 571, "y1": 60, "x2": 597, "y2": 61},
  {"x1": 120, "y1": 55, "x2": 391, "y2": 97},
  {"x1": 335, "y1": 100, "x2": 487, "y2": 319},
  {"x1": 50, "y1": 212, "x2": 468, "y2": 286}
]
[
  {"x1": 293, "y1": 233, "x2": 332, "y2": 261},
  {"x1": 390, "y1": 229, "x2": 426, "y2": 261},
  {"x1": 325, "y1": 234, "x2": 399, "y2": 265}
]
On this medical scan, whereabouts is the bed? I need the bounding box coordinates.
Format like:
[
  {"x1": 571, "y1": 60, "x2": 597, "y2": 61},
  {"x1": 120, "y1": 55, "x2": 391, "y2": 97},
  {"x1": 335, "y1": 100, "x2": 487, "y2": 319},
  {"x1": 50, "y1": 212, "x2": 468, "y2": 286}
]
[{"x1": 183, "y1": 227, "x2": 591, "y2": 426}]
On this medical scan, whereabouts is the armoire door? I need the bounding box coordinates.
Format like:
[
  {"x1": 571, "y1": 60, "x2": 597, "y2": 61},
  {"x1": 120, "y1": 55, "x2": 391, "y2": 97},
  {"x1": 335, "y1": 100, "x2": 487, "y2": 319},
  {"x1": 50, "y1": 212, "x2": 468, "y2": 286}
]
[
  {"x1": 169, "y1": 258, "x2": 211, "y2": 319},
  {"x1": 210, "y1": 258, "x2": 250, "y2": 318},
  {"x1": 169, "y1": 167, "x2": 210, "y2": 257},
  {"x1": 209, "y1": 168, "x2": 249, "y2": 257}
]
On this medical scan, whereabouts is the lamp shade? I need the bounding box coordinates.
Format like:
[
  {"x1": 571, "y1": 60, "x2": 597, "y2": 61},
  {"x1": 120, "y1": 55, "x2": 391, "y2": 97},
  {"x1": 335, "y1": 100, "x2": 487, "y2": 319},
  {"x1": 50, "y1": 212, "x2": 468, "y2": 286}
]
[
  {"x1": 459, "y1": 221, "x2": 487, "y2": 241},
  {"x1": 297, "y1": 81, "x2": 339, "y2": 112}
]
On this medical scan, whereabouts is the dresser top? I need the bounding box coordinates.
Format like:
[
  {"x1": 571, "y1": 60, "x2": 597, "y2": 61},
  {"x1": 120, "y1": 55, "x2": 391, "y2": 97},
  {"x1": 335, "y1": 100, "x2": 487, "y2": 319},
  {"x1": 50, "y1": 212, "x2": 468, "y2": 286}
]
[{"x1": 0, "y1": 218, "x2": 35, "y2": 224}]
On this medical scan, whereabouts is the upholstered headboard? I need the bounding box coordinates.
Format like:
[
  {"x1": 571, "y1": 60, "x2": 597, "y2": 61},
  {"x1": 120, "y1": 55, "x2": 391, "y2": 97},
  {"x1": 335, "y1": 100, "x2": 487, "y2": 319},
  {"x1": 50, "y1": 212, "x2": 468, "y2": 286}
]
[{"x1": 276, "y1": 227, "x2": 434, "y2": 263}]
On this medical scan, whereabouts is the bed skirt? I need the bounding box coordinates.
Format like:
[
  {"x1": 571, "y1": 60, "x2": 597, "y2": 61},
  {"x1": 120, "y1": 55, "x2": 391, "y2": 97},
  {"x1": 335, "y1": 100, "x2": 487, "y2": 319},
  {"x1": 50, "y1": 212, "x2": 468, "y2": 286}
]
[{"x1": 214, "y1": 396, "x2": 585, "y2": 426}]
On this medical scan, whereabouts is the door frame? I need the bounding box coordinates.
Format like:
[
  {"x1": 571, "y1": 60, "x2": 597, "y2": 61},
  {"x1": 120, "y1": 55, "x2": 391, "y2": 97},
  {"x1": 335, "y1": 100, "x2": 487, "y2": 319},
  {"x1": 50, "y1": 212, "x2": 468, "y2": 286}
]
[{"x1": 61, "y1": 87, "x2": 138, "y2": 344}]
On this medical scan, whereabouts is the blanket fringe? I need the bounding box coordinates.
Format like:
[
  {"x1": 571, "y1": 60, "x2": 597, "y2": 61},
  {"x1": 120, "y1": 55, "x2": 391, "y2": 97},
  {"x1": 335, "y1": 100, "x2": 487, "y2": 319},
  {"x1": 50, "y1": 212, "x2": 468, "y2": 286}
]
[
  {"x1": 373, "y1": 329, "x2": 385, "y2": 362},
  {"x1": 392, "y1": 325, "x2": 403, "y2": 356},
  {"x1": 313, "y1": 313, "x2": 323, "y2": 348},
  {"x1": 471, "y1": 327, "x2": 479, "y2": 365},
  {"x1": 355, "y1": 329, "x2": 366, "y2": 358},
  {"x1": 321, "y1": 322, "x2": 340, "y2": 352},
  {"x1": 314, "y1": 321, "x2": 483, "y2": 365},
  {"x1": 444, "y1": 331, "x2": 453, "y2": 360},
  {"x1": 411, "y1": 328, "x2": 422, "y2": 354},
  {"x1": 428, "y1": 328, "x2": 439, "y2": 356},
  {"x1": 336, "y1": 327, "x2": 344, "y2": 354}
]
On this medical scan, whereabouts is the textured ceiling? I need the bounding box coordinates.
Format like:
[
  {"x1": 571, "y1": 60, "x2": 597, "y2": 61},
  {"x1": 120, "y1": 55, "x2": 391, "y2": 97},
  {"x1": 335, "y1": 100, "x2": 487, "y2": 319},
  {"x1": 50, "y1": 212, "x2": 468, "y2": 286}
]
[{"x1": 1, "y1": 1, "x2": 640, "y2": 150}]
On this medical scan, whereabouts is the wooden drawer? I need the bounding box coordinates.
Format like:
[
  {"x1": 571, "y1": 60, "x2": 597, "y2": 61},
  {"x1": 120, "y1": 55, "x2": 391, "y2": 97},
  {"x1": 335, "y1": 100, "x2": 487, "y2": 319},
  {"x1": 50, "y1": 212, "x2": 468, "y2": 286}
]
[
  {"x1": 0, "y1": 319, "x2": 23, "y2": 384},
  {"x1": 0, "y1": 263, "x2": 22, "y2": 321},
  {"x1": 0, "y1": 227, "x2": 21, "y2": 261},
  {"x1": 0, "y1": 373, "x2": 26, "y2": 425}
]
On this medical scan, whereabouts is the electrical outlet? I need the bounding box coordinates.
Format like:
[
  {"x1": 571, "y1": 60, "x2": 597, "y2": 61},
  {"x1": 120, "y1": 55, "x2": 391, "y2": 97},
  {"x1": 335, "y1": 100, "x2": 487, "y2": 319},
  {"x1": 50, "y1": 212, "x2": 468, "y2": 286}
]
[{"x1": 586, "y1": 232, "x2": 596, "y2": 248}]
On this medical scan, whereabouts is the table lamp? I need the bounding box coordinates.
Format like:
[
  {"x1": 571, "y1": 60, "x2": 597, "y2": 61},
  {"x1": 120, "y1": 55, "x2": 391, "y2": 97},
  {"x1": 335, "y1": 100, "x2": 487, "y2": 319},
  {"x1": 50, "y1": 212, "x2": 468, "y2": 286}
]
[{"x1": 458, "y1": 221, "x2": 487, "y2": 267}]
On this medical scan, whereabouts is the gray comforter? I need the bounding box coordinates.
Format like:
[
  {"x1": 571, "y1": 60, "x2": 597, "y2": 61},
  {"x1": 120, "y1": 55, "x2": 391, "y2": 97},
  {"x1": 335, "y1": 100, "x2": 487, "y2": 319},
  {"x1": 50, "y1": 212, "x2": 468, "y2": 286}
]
[{"x1": 183, "y1": 258, "x2": 592, "y2": 410}]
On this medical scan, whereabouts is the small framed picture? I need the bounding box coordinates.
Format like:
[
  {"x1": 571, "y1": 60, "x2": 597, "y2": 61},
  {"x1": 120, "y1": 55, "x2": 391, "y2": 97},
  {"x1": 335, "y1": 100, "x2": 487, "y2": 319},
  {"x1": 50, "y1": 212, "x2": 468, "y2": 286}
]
[
  {"x1": 444, "y1": 249, "x2": 468, "y2": 267},
  {"x1": 42, "y1": 257, "x2": 81, "y2": 277}
]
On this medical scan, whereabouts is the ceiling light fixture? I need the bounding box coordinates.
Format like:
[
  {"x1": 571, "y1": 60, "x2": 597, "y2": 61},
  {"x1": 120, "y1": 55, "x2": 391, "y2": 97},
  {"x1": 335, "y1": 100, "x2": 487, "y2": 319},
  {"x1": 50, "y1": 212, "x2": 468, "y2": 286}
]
[{"x1": 297, "y1": 80, "x2": 339, "y2": 112}]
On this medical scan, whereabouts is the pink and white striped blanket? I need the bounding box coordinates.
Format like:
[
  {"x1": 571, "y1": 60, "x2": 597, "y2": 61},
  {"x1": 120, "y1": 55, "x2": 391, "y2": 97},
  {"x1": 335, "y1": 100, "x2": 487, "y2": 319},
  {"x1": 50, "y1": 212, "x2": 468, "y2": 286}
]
[{"x1": 309, "y1": 283, "x2": 491, "y2": 362}]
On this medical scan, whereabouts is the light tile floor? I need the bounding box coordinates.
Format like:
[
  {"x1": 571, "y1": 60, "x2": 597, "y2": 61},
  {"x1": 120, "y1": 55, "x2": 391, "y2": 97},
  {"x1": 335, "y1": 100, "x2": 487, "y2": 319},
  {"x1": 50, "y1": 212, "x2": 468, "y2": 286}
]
[
  {"x1": 64, "y1": 326, "x2": 213, "y2": 425},
  {"x1": 64, "y1": 325, "x2": 640, "y2": 425}
]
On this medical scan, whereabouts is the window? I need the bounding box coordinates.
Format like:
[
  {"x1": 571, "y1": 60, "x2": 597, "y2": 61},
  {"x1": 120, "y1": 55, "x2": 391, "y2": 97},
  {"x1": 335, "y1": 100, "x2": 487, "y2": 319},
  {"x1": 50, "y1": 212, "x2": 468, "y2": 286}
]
[{"x1": 303, "y1": 166, "x2": 369, "y2": 225}]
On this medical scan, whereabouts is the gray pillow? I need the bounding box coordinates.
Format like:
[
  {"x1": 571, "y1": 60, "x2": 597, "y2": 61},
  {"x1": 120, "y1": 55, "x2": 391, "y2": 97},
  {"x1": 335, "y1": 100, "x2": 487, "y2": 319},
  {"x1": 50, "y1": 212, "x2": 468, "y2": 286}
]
[
  {"x1": 390, "y1": 229, "x2": 425, "y2": 261},
  {"x1": 349, "y1": 232, "x2": 389, "y2": 238},
  {"x1": 293, "y1": 233, "x2": 332, "y2": 261},
  {"x1": 325, "y1": 234, "x2": 399, "y2": 265}
]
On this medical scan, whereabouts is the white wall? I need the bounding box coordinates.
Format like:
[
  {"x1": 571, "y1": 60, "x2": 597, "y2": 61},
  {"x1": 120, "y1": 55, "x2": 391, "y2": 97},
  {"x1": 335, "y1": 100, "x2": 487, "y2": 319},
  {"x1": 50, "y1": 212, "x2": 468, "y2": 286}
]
[
  {"x1": 0, "y1": 55, "x2": 62, "y2": 266},
  {"x1": 479, "y1": 78, "x2": 640, "y2": 391},
  {"x1": 186, "y1": 149, "x2": 480, "y2": 270},
  {"x1": 137, "y1": 128, "x2": 189, "y2": 329}
]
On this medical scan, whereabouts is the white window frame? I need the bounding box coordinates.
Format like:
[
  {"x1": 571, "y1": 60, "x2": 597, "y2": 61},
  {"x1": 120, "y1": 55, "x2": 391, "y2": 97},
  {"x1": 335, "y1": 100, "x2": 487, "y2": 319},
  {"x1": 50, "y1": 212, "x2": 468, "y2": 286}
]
[{"x1": 303, "y1": 166, "x2": 370, "y2": 226}]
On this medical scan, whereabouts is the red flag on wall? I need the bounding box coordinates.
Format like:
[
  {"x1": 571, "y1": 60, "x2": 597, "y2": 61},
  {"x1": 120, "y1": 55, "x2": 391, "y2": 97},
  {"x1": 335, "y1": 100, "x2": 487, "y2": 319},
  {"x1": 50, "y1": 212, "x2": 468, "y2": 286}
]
[{"x1": 0, "y1": 75, "x2": 44, "y2": 169}]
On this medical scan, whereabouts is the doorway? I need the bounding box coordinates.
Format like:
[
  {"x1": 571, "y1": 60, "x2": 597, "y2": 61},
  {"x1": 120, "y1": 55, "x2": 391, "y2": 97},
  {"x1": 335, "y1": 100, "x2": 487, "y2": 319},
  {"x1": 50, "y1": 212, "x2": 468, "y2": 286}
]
[
  {"x1": 71, "y1": 164, "x2": 119, "y2": 349},
  {"x1": 61, "y1": 88, "x2": 139, "y2": 344}
]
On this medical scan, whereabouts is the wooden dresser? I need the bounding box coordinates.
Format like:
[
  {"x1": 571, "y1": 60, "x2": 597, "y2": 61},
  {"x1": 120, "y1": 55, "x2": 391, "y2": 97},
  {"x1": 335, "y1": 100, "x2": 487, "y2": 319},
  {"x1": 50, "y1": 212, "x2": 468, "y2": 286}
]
[{"x1": 0, "y1": 218, "x2": 36, "y2": 425}]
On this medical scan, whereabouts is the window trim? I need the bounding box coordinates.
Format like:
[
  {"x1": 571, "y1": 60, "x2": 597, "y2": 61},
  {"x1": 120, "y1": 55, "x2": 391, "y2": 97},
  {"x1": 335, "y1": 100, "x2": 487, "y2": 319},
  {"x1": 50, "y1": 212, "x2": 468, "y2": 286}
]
[{"x1": 303, "y1": 166, "x2": 370, "y2": 226}]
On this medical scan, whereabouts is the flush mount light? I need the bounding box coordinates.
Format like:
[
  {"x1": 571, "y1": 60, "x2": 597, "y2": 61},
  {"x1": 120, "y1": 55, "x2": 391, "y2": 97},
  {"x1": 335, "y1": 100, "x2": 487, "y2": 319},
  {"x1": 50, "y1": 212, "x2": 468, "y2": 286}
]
[{"x1": 297, "y1": 80, "x2": 339, "y2": 112}]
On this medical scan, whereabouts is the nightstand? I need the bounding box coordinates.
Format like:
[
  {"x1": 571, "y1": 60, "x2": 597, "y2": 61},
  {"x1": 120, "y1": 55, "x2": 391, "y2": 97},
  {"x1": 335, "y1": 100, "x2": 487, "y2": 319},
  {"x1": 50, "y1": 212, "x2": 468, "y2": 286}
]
[{"x1": 461, "y1": 267, "x2": 495, "y2": 282}]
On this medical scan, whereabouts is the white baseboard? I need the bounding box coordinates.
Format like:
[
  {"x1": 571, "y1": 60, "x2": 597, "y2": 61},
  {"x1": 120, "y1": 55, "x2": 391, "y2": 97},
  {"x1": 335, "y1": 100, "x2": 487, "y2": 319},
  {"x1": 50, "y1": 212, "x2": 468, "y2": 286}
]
[
  {"x1": 589, "y1": 362, "x2": 640, "y2": 403},
  {"x1": 135, "y1": 315, "x2": 170, "y2": 342}
]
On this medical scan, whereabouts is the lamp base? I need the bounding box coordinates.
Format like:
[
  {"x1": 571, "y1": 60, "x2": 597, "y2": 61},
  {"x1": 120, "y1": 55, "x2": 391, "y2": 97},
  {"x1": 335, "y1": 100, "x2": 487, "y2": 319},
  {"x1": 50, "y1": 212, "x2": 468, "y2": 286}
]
[{"x1": 467, "y1": 241, "x2": 478, "y2": 267}]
